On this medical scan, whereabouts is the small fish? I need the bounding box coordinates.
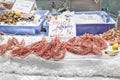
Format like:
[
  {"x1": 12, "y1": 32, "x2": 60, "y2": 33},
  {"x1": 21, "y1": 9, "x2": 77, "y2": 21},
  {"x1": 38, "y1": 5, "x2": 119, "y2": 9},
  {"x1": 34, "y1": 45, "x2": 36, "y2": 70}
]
[{"x1": 105, "y1": 51, "x2": 119, "y2": 56}]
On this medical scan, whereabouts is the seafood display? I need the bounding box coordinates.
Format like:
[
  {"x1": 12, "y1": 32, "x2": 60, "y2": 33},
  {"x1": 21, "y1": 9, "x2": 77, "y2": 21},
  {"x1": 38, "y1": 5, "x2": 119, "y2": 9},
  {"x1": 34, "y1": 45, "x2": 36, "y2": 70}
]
[
  {"x1": 0, "y1": 36, "x2": 67, "y2": 60},
  {"x1": 0, "y1": 11, "x2": 117, "y2": 61},
  {"x1": 0, "y1": 11, "x2": 35, "y2": 25},
  {"x1": 66, "y1": 34, "x2": 107, "y2": 55},
  {"x1": 100, "y1": 28, "x2": 120, "y2": 45},
  {"x1": 0, "y1": 33, "x2": 108, "y2": 61},
  {"x1": 0, "y1": 37, "x2": 25, "y2": 56},
  {"x1": 105, "y1": 51, "x2": 119, "y2": 56},
  {"x1": 30, "y1": 36, "x2": 66, "y2": 60}
]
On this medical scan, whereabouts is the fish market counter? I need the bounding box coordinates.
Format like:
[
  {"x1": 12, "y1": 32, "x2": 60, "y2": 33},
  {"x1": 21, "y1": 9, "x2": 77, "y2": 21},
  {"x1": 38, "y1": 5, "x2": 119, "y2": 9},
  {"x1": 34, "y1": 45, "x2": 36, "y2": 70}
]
[
  {"x1": 0, "y1": 11, "x2": 119, "y2": 80},
  {"x1": 0, "y1": 31, "x2": 120, "y2": 80}
]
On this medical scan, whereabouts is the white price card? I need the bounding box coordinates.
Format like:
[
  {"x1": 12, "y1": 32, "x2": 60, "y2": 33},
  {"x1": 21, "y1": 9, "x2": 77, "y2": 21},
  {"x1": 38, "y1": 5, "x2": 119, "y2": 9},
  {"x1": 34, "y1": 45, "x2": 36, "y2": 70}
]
[
  {"x1": 4, "y1": 0, "x2": 15, "y2": 2},
  {"x1": 12, "y1": 0, "x2": 34, "y2": 13},
  {"x1": 49, "y1": 18, "x2": 76, "y2": 38}
]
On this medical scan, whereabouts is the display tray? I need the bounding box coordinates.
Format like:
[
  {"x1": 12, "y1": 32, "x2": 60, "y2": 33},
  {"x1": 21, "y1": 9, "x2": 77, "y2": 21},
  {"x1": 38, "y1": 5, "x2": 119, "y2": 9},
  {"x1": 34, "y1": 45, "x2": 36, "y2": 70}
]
[
  {"x1": 43, "y1": 11, "x2": 116, "y2": 36},
  {"x1": 0, "y1": 10, "x2": 49, "y2": 35}
]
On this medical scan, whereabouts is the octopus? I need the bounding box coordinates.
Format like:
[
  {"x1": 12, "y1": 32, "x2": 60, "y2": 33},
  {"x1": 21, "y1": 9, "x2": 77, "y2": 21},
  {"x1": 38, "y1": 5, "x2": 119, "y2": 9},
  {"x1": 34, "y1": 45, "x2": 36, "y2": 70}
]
[
  {"x1": 0, "y1": 34, "x2": 108, "y2": 60},
  {"x1": 66, "y1": 33, "x2": 107, "y2": 55},
  {"x1": 7, "y1": 37, "x2": 25, "y2": 50},
  {"x1": 11, "y1": 46, "x2": 31, "y2": 59},
  {"x1": 0, "y1": 36, "x2": 67, "y2": 60},
  {"x1": 0, "y1": 37, "x2": 25, "y2": 56},
  {"x1": 32, "y1": 36, "x2": 66, "y2": 60},
  {"x1": 100, "y1": 28, "x2": 120, "y2": 45},
  {"x1": 50, "y1": 36, "x2": 66, "y2": 60},
  {"x1": 9, "y1": 38, "x2": 30, "y2": 58},
  {"x1": 0, "y1": 44, "x2": 8, "y2": 56}
]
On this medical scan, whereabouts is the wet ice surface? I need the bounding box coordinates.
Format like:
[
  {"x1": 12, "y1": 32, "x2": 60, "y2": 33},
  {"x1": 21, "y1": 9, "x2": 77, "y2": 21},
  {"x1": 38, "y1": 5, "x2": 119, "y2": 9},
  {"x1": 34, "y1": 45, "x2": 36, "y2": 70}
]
[
  {"x1": 0, "y1": 73, "x2": 120, "y2": 80},
  {"x1": 56, "y1": 11, "x2": 105, "y2": 24},
  {"x1": 0, "y1": 35, "x2": 120, "y2": 79},
  {"x1": 69, "y1": 14, "x2": 104, "y2": 24},
  {"x1": 0, "y1": 73, "x2": 119, "y2": 80},
  {"x1": 1, "y1": 58, "x2": 120, "y2": 77}
]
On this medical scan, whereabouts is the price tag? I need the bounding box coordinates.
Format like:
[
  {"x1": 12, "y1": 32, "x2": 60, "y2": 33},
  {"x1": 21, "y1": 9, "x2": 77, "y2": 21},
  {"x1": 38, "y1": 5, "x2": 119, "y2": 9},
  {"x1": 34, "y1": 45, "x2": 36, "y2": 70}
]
[
  {"x1": 12, "y1": 0, "x2": 34, "y2": 13},
  {"x1": 49, "y1": 19, "x2": 76, "y2": 38},
  {"x1": 4, "y1": 0, "x2": 15, "y2": 2}
]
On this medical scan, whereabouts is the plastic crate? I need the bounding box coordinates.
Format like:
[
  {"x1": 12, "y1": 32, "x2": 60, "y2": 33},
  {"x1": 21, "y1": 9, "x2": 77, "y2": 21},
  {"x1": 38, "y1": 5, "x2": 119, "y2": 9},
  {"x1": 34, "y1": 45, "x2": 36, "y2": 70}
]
[
  {"x1": 43, "y1": 11, "x2": 116, "y2": 36},
  {"x1": 0, "y1": 10, "x2": 49, "y2": 35}
]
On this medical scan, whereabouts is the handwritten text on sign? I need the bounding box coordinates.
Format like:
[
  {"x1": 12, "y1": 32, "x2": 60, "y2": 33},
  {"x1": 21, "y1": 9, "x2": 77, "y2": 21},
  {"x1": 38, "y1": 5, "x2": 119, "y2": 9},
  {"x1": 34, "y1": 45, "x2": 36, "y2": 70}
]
[
  {"x1": 49, "y1": 19, "x2": 76, "y2": 38},
  {"x1": 12, "y1": 0, "x2": 34, "y2": 13}
]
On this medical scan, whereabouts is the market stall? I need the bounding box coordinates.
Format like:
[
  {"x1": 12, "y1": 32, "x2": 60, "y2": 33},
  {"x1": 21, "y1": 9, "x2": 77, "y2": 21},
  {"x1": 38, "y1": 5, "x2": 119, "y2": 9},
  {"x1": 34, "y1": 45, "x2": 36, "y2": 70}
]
[{"x1": 0, "y1": 0, "x2": 120, "y2": 80}]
